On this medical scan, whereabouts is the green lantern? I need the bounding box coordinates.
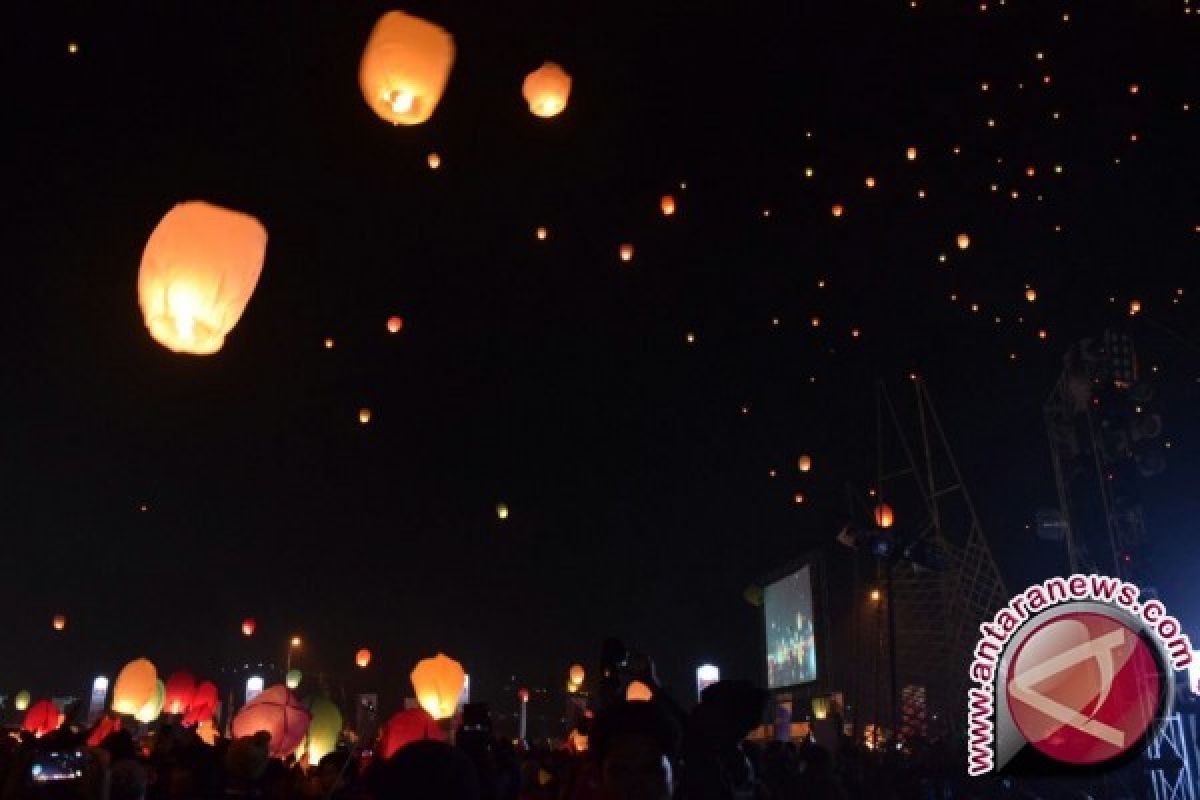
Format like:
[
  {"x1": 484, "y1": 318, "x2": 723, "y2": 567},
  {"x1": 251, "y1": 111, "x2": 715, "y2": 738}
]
[
  {"x1": 285, "y1": 669, "x2": 302, "y2": 690},
  {"x1": 304, "y1": 696, "x2": 343, "y2": 766}
]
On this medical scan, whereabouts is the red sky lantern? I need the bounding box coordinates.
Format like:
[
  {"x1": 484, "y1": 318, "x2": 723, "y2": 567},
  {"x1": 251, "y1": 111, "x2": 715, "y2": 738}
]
[
  {"x1": 518, "y1": 688, "x2": 530, "y2": 703},
  {"x1": 231, "y1": 685, "x2": 311, "y2": 758},
  {"x1": 378, "y1": 708, "x2": 445, "y2": 759},
  {"x1": 163, "y1": 671, "x2": 196, "y2": 715},
  {"x1": 241, "y1": 618, "x2": 256, "y2": 637},
  {"x1": 23, "y1": 700, "x2": 61, "y2": 737},
  {"x1": 183, "y1": 681, "x2": 219, "y2": 726},
  {"x1": 356, "y1": 648, "x2": 372, "y2": 668}
]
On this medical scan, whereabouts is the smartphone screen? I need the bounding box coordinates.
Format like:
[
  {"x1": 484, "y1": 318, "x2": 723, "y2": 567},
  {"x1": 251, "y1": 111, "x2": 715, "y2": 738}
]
[{"x1": 30, "y1": 750, "x2": 85, "y2": 783}]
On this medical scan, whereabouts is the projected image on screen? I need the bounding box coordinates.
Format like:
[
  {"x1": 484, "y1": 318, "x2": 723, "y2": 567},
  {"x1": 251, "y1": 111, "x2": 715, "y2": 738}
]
[{"x1": 764, "y1": 566, "x2": 817, "y2": 688}]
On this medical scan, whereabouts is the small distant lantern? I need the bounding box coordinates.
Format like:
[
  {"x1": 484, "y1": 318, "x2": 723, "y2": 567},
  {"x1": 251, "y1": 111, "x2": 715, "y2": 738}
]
[
  {"x1": 626, "y1": 681, "x2": 654, "y2": 702},
  {"x1": 496, "y1": 502, "x2": 509, "y2": 520},
  {"x1": 619, "y1": 243, "x2": 634, "y2": 262},
  {"x1": 874, "y1": 503, "x2": 895, "y2": 529},
  {"x1": 1025, "y1": 288, "x2": 1037, "y2": 302},
  {"x1": 323, "y1": 337, "x2": 335, "y2": 350},
  {"x1": 427, "y1": 152, "x2": 441, "y2": 170},
  {"x1": 518, "y1": 688, "x2": 530, "y2": 703},
  {"x1": 1129, "y1": 299, "x2": 1142, "y2": 316},
  {"x1": 285, "y1": 670, "x2": 302, "y2": 690},
  {"x1": 793, "y1": 492, "x2": 805, "y2": 505},
  {"x1": 797, "y1": 454, "x2": 812, "y2": 473},
  {"x1": 359, "y1": 408, "x2": 372, "y2": 425},
  {"x1": 410, "y1": 653, "x2": 467, "y2": 720},
  {"x1": 695, "y1": 664, "x2": 720, "y2": 700},
  {"x1": 52, "y1": 614, "x2": 66, "y2": 631},
  {"x1": 831, "y1": 203, "x2": 845, "y2": 217},
  {"x1": 906, "y1": 146, "x2": 918, "y2": 161},
  {"x1": 387, "y1": 315, "x2": 404, "y2": 334},
  {"x1": 356, "y1": 648, "x2": 372, "y2": 668},
  {"x1": 956, "y1": 233, "x2": 971, "y2": 250},
  {"x1": 241, "y1": 617, "x2": 256, "y2": 637},
  {"x1": 14, "y1": 690, "x2": 31, "y2": 712},
  {"x1": 536, "y1": 226, "x2": 548, "y2": 240},
  {"x1": 138, "y1": 202, "x2": 268, "y2": 355},
  {"x1": 660, "y1": 195, "x2": 676, "y2": 216},
  {"x1": 359, "y1": 11, "x2": 456, "y2": 126},
  {"x1": 865, "y1": 176, "x2": 876, "y2": 189},
  {"x1": 568, "y1": 664, "x2": 585, "y2": 686},
  {"x1": 811, "y1": 695, "x2": 831, "y2": 720},
  {"x1": 522, "y1": 62, "x2": 572, "y2": 118}
]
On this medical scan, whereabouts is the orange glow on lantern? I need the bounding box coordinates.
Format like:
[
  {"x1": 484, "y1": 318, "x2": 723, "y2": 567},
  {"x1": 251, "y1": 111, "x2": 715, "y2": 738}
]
[
  {"x1": 387, "y1": 316, "x2": 404, "y2": 334},
  {"x1": 359, "y1": 11, "x2": 455, "y2": 126},
  {"x1": 522, "y1": 62, "x2": 572, "y2": 118},
  {"x1": 410, "y1": 653, "x2": 466, "y2": 720},
  {"x1": 874, "y1": 503, "x2": 895, "y2": 529},
  {"x1": 356, "y1": 648, "x2": 372, "y2": 668},
  {"x1": 660, "y1": 195, "x2": 676, "y2": 216}
]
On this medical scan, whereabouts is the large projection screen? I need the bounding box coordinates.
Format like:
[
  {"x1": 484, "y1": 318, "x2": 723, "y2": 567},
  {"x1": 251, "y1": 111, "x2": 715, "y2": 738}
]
[{"x1": 764, "y1": 565, "x2": 818, "y2": 689}]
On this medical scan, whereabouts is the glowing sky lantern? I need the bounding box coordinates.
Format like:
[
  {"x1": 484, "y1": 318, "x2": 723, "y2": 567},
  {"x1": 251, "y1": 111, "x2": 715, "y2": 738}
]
[
  {"x1": 286, "y1": 669, "x2": 303, "y2": 690},
  {"x1": 184, "y1": 681, "x2": 219, "y2": 726},
  {"x1": 134, "y1": 679, "x2": 166, "y2": 723},
  {"x1": 797, "y1": 454, "x2": 812, "y2": 473},
  {"x1": 568, "y1": 664, "x2": 585, "y2": 686},
  {"x1": 660, "y1": 195, "x2": 677, "y2": 216},
  {"x1": 163, "y1": 671, "x2": 196, "y2": 715},
  {"x1": 956, "y1": 232, "x2": 971, "y2": 250},
  {"x1": 1025, "y1": 288, "x2": 1037, "y2": 302},
  {"x1": 410, "y1": 653, "x2": 466, "y2": 720},
  {"x1": 906, "y1": 146, "x2": 918, "y2": 161},
  {"x1": 359, "y1": 408, "x2": 372, "y2": 425},
  {"x1": 831, "y1": 203, "x2": 845, "y2": 217},
  {"x1": 865, "y1": 176, "x2": 876, "y2": 189},
  {"x1": 195, "y1": 720, "x2": 219, "y2": 745},
  {"x1": 112, "y1": 658, "x2": 158, "y2": 716},
  {"x1": 23, "y1": 700, "x2": 61, "y2": 737},
  {"x1": 304, "y1": 696, "x2": 343, "y2": 766},
  {"x1": 387, "y1": 315, "x2": 404, "y2": 334},
  {"x1": 619, "y1": 243, "x2": 634, "y2": 263},
  {"x1": 536, "y1": 226, "x2": 548, "y2": 240},
  {"x1": 793, "y1": 492, "x2": 805, "y2": 505},
  {"x1": 242, "y1": 617, "x2": 256, "y2": 637},
  {"x1": 874, "y1": 502, "x2": 895, "y2": 529},
  {"x1": 232, "y1": 686, "x2": 312, "y2": 759},
  {"x1": 359, "y1": 11, "x2": 455, "y2": 126},
  {"x1": 14, "y1": 691, "x2": 31, "y2": 712},
  {"x1": 138, "y1": 202, "x2": 267, "y2": 355},
  {"x1": 522, "y1": 62, "x2": 572, "y2": 118},
  {"x1": 496, "y1": 502, "x2": 509, "y2": 520},
  {"x1": 356, "y1": 648, "x2": 372, "y2": 668},
  {"x1": 427, "y1": 152, "x2": 441, "y2": 170},
  {"x1": 52, "y1": 613, "x2": 66, "y2": 631},
  {"x1": 626, "y1": 680, "x2": 654, "y2": 702}
]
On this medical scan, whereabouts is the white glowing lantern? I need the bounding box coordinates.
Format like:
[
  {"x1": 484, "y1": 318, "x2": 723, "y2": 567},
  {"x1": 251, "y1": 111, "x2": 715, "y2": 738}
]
[
  {"x1": 245, "y1": 675, "x2": 264, "y2": 704},
  {"x1": 696, "y1": 664, "x2": 720, "y2": 701}
]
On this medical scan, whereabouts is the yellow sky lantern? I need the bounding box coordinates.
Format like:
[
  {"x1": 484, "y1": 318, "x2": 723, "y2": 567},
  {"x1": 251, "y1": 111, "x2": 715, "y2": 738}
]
[
  {"x1": 865, "y1": 176, "x2": 876, "y2": 189},
  {"x1": 134, "y1": 679, "x2": 166, "y2": 724},
  {"x1": 906, "y1": 146, "x2": 918, "y2": 161},
  {"x1": 619, "y1": 243, "x2": 634, "y2": 262},
  {"x1": 359, "y1": 11, "x2": 455, "y2": 126},
  {"x1": 536, "y1": 226, "x2": 548, "y2": 240},
  {"x1": 798, "y1": 454, "x2": 812, "y2": 473},
  {"x1": 626, "y1": 680, "x2": 654, "y2": 702},
  {"x1": 956, "y1": 233, "x2": 971, "y2": 250},
  {"x1": 1025, "y1": 288, "x2": 1037, "y2": 302},
  {"x1": 138, "y1": 202, "x2": 267, "y2": 355},
  {"x1": 411, "y1": 653, "x2": 466, "y2": 720},
  {"x1": 496, "y1": 502, "x2": 509, "y2": 520},
  {"x1": 112, "y1": 658, "x2": 158, "y2": 716},
  {"x1": 359, "y1": 408, "x2": 372, "y2": 425},
  {"x1": 660, "y1": 195, "x2": 676, "y2": 216},
  {"x1": 14, "y1": 691, "x2": 30, "y2": 712},
  {"x1": 522, "y1": 62, "x2": 572, "y2": 118},
  {"x1": 568, "y1": 664, "x2": 585, "y2": 685}
]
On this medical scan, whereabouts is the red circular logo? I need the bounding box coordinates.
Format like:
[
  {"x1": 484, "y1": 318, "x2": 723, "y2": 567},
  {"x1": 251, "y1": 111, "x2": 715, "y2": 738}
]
[{"x1": 1006, "y1": 611, "x2": 1163, "y2": 765}]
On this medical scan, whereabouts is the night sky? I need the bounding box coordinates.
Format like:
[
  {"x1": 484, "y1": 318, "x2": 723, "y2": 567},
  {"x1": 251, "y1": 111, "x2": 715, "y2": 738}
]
[{"x1": 4, "y1": 1, "x2": 1198, "y2": 715}]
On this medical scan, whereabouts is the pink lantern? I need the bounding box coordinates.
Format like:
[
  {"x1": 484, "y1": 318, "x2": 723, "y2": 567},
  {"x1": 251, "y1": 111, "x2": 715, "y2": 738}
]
[
  {"x1": 377, "y1": 708, "x2": 445, "y2": 759},
  {"x1": 23, "y1": 700, "x2": 61, "y2": 737},
  {"x1": 183, "y1": 681, "x2": 219, "y2": 726},
  {"x1": 231, "y1": 685, "x2": 311, "y2": 758},
  {"x1": 163, "y1": 671, "x2": 197, "y2": 715}
]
